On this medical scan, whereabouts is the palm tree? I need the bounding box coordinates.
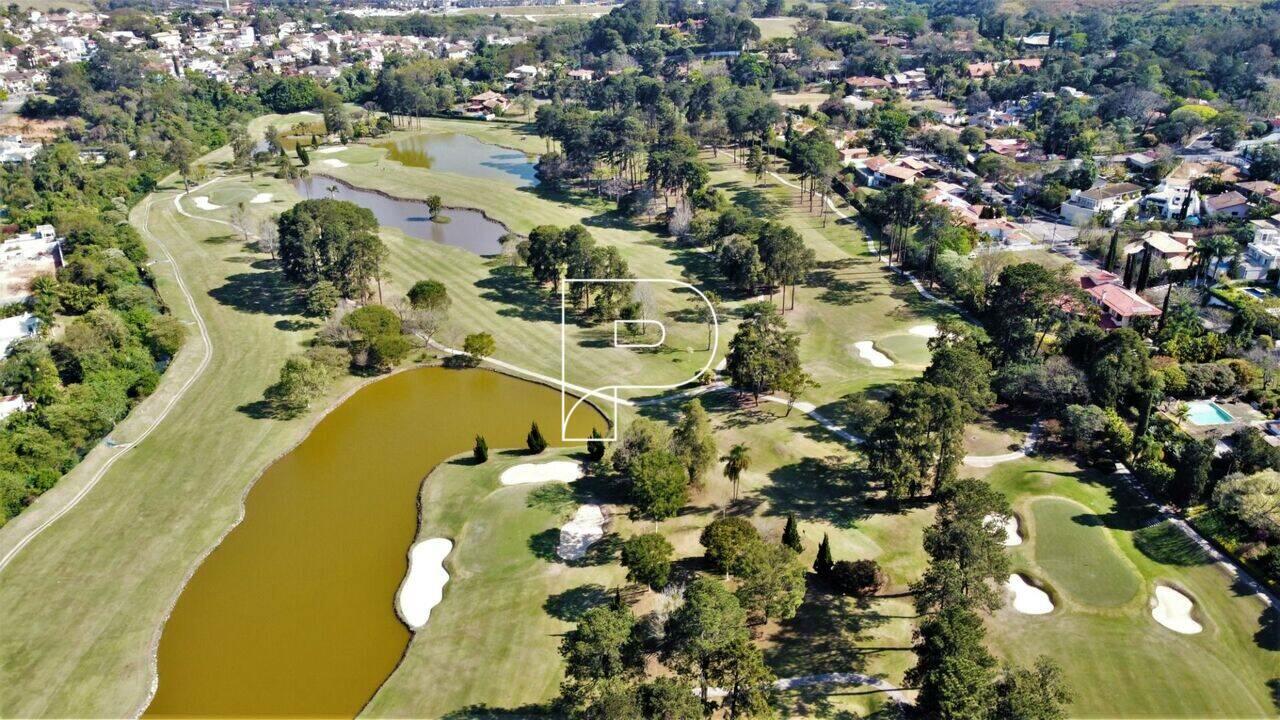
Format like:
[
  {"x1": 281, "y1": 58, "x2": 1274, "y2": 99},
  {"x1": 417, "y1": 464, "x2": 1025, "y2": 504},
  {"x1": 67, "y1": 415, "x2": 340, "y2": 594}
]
[{"x1": 722, "y1": 444, "x2": 751, "y2": 501}]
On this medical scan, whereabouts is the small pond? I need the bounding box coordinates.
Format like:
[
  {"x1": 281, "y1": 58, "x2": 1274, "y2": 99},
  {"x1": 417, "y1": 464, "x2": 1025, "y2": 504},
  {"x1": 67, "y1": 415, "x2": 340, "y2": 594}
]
[
  {"x1": 291, "y1": 175, "x2": 508, "y2": 255},
  {"x1": 375, "y1": 132, "x2": 538, "y2": 187}
]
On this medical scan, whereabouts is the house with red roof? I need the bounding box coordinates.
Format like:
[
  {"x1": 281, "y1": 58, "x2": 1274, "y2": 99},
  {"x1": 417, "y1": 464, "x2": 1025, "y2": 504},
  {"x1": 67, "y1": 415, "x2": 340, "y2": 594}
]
[{"x1": 1078, "y1": 271, "x2": 1161, "y2": 329}]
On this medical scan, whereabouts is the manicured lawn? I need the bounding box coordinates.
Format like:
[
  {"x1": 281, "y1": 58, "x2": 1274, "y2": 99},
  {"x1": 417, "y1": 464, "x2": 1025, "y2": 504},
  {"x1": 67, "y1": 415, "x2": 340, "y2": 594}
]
[
  {"x1": 753, "y1": 16, "x2": 804, "y2": 38},
  {"x1": 982, "y1": 458, "x2": 1280, "y2": 718},
  {"x1": 1028, "y1": 496, "x2": 1142, "y2": 608}
]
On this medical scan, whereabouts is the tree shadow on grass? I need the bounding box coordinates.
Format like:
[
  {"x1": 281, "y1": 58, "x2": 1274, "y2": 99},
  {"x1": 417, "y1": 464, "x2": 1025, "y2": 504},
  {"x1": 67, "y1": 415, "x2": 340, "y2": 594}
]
[
  {"x1": 208, "y1": 270, "x2": 302, "y2": 316},
  {"x1": 439, "y1": 703, "x2": 551, "y2": 719},
  {"x1": 529, "y1": 528, "x2": 560, "y2": 563},
  {"x1": 543, "y1": 583, "x2": 610, "y2": 622},
  {"x1": 809, "y1": 258, "x2": 876, "y2": 307},
  {"x1": 475, "y1": 264, "x2": 557, "y2": 324},
  {"x1": 236, "y1": 398, "x2": 275, "y2": 420},
  {"x1": 1268, "y1": 678, "x2": 1280, "y2": 713},
  {"x1": 1256, "y1": 606, "x2": 1280, "y2": 652},
  {"x1": 765, "y1": 582, "x2": 893, "y2": 679},
  {"x1": 1132, "y1": 521, "x2": 1211, "y2": 567},
  {"x1": 572, "y1": 532, "x2": 622, "y2": 567},
  {"x1": 762, "y1": 455, "x2": 873, "y2": 529}
]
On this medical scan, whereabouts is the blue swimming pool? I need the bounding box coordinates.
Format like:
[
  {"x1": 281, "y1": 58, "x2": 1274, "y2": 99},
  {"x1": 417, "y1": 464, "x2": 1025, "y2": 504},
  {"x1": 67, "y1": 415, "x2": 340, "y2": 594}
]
[{"x1": 1186, "y1": 401, "x2": 1234, "y2": 426}]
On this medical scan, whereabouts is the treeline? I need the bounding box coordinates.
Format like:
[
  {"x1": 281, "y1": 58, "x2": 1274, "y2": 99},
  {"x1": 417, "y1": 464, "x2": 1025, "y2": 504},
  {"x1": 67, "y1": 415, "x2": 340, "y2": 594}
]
[{"x1": 868, "y1": 256, "x2": 1280, "y2": 589}]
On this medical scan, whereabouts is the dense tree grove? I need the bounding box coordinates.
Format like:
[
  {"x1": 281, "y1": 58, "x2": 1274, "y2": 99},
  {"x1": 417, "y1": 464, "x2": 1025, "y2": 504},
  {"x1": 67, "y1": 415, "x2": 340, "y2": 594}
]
[{"x1": 277, "y1": 199, "x2": 386, "y2": 301}]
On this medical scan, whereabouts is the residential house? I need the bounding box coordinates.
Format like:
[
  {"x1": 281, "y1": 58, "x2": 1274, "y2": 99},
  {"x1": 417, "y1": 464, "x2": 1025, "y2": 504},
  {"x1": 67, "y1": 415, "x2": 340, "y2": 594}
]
[
  {"x1": 0, "y1": 224, "x2": 62, "y2": 305},
  {"x1": 983, "y1": 137, "x2": 1029, "y2": 158},
  {"x1": 0, "y1": 312, "x2": 37, "y2": 356},
  {"x1": 465, "y1": 90, "x2": 509, "y2": 117},
  {"x1": 1126, "y1": 230, "x2": 1196, "y2": 272},
  {"x1": 1059, "y1": 182, "x2": 1143, "y2": 225},
  {"x1": 1141, "y1": 182, "x2": 1200, "y2": 220},
  {"x1": 1203, "y1": 191, "x2": 1250, "y2": 219},
  {"x1": 1079, "y1": 271, "x2": 1161, "y2": 329},
  {"x1": 845, "y1": 75, "x2": 891, "y2": 91},
  {"x1": 1243, "y1": 219, "x2": 1280, "y2": 280}
]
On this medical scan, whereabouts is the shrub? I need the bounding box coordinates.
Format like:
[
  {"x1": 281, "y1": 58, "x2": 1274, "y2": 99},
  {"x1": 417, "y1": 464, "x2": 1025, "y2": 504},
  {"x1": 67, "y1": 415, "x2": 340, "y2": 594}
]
[
  {"x1": 829, "y1": 559, "x2": 885, "y2": 597},
  {"x1": 586, "y1": 428, "x2": 606, "y2": 462},
  {"x1": 527, "y1": 421, "x2": 547, "y2": 454},
  {"x1": 473, "y1": 435, "x2": 488, "y2": 463}
]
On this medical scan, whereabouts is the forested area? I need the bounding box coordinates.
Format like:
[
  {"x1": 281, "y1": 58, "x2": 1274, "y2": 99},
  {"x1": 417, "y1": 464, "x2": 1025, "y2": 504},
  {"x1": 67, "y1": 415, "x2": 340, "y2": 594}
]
[{"x1": 0, "y1": 50, "x2": 260, "y2": 524}]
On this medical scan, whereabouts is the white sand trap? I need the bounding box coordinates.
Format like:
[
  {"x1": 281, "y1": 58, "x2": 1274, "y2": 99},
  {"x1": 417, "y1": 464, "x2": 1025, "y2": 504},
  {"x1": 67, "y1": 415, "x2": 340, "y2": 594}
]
[
  {"x1": 1007, "y1": 574, "x2": 1053, "y2": 614},
  {"x1": 315, "y1": 146, "x2": 345, "y2": 154},
  {"x1": 499, "y1": 460, "x2": 582, "y2": 486},
  {"x1": 322, "y1": 158, "x2": 348, "y2": 168},
  {"x1": 558, "y1": 504, "x2": 605, "y2": 561},
  {"x1": 908, "y1": 323, "x2": 940, "y2": 338},
  {"x1": 250, "y1": 192, "x2": 273, "y2": 204},
  {"x1": 853, "y1": 341, "x2": 894, "y2": 367},
  {"x1": 396, "y1": 538, "x2": 452, "y2": 630},
  {"x1": 1152, "y1": 585, "x2": 1202, "y2": 634},
  {"x1": 191, "y1": 196, "x2": 220, "y2": 211},
  {"x1": 985, "y1": 513, "x2": 1022, "y2": 546}
]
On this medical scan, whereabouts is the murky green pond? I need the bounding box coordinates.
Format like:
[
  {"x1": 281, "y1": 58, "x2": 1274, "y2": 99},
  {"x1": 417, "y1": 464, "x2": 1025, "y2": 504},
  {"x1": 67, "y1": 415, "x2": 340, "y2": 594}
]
[
  {"x1": 147, "y1": 367, "x2": 603, "y2": 717},
  {"x1": 374, "y1": 132, "x2": 538, "y2": 187}
]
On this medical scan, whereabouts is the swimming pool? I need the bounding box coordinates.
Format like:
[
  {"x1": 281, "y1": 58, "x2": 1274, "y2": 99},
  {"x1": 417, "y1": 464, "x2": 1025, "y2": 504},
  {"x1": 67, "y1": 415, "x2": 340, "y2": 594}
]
[{"x1": 1185, "y1": 401, "x2": 1234, "y2": 426}]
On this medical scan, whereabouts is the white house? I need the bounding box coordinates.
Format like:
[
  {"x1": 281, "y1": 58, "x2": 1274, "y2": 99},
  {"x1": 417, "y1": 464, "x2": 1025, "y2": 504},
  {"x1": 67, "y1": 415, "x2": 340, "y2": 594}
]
[
  {"x1": 0, "y1": 313, "x2": 38, "y2": 356},
  {"x1": 1059, "y1": 182, "x2": 1143, "y2": 225}
]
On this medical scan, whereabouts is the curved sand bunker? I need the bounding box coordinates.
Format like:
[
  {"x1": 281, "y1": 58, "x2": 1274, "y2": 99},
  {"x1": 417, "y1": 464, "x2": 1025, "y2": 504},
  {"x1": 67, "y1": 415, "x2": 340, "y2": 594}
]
[
  {"x1": 500, "y1": 460, "x2": 583, "y2": 486},
  {"x1": 250, "y1": 192, "x2": 273, "y2": 204},
  {"x1": 984, "y1": 513, "x2": 1022, "y2": 546},
  {"x1": 558, "y1": 504, "x2": 605, "y2": 561},
  {"x1": 1007, "y1": 574, "x2": 1053, "y2": 614},
  {"x1": 191, "y1": 196, "x2": 221, "y2": 211},
  {"x1": 315, "y1": 146, "x2": 345, "y2": 154},
  {"x1": 323, "y1": 158, "x2": 348, "y2": 168},
  {"x1": 854, "y1": 341, "x2": 894, "y2": 368},
  {"x1": 908, "y1": 323, "x2": 940, "y2": 338},
  {"x1": 1151, "y1": 585, "x2": 1202, "y2": 634},
  {"x1": 396, "y1": 538, "x2": 453, "y2": 630}
]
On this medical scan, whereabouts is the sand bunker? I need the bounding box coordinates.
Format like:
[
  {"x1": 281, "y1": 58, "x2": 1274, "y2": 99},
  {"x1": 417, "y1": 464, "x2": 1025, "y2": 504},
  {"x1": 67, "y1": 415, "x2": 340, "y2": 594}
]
[
  {"x1": 1007, "y1": 574, "x2": 1053, "y2": 614},
  {"x1": 558, "y1": 504, "x2": 605, "y2": 561},
  {"x1": 499, "y1": 460, "x2": 583, "y2": 486},
  {"x1": 315, "y1": 146, "x2": 345, "y2": 154},
  {"x1": 985, "y1": 513, "x2": 1022, "y2": 546},
  {"x1": 191, "y1": 196, "x2": 221, "y2": 211},
  {"x1": 396, "y1": 538, "x2": 452, "y2": 630},
  {"x1": 1151, "y1": 585, "x2": 1202, "y2": 634},
  {"x1": 908, "y1": 323, "x2": 940, "y2": 338},
  {"x1": 250, "y1": 193, "x2": 273, "y2": 204},
  {"x1": 853, "y1": 341, "x2": 894, "y2": 367},
  {"x1": 322, "y1": 158, "x2": 348, "y2": 168}
]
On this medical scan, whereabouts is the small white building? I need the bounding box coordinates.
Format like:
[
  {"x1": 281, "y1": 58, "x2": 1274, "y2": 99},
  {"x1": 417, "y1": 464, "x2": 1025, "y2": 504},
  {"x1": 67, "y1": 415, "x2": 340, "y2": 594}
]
[
  {"x1": 0, "y1": 394, "x2": 30, "y2": 421},
  {"x1": 0, "y1": 313, "x2": 38, "y2": 356}
]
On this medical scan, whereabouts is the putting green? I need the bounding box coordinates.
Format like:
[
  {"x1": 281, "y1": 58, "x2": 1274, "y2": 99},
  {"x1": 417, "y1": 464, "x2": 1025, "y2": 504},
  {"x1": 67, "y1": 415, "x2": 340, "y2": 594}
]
[{"x1": 1031, "y1": 497, "x2": 1142, "y2": 608}]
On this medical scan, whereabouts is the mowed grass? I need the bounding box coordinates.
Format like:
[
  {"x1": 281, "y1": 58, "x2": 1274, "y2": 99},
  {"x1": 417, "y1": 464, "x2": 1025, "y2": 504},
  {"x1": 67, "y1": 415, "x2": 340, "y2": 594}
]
[
  {"x1": 1029, "y1": 496, "x2": 1142, "y2": 608},
  {"x1": 981, "y1": 458, "x2": 1280, "y2": 718},
  {"x1": 753, "y1": 16, "x2": 804, "y2": 39},
  {"x1": 366, "y1": 449, "x2": 626, "y2": 716}
]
